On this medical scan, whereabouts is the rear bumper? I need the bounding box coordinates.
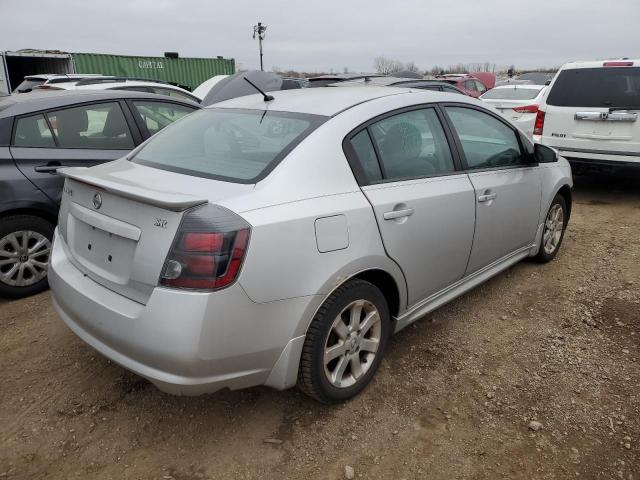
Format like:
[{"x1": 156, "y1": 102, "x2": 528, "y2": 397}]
[{"x1": 49, "y1": 230, "x2": 317, "y2": 395}]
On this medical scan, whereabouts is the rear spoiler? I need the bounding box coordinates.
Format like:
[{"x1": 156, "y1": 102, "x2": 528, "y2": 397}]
[{"x1": 59, "y1": 167, "x2": 208, "y2": 212}]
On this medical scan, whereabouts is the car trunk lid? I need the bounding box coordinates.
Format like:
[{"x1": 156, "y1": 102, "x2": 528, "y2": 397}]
[{"x1": 57, "y1": 159, "x2": 254, "y2": 304}]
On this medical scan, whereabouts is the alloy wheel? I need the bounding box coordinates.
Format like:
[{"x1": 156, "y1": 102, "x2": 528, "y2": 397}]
[
  {"x1": 542, "y1": 203, "x2": 564, "y2": 255},
  {"x1": 323, "y1": 299, "x2": 382, "y2": 388},
  {"x1": 0, "y1": 230, "x2": 51, "y2": 287}
]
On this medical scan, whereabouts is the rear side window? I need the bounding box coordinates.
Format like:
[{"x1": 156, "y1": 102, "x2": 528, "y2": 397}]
[
  {"x1": 349, "y1": 130, "x2": 382, "y2": 182},
  {"x1": 13, "y1": 114, "x2": 55, "y2": 147},
  {"x1": 47, "y1": 102, "x2": 134, "y2": 149},
  {"x1": 547, "y1": 67, "x2": 640, "y2": 108},
  {"x1": 131, "y1": 100, "x2": 195, "y2": 137},
  {"x1": 132, "y1": 108, "x2": 326, "y2": 183},
  {"x1": 445, "y1": 107, "x2": 523, "y2": 169},
  {"x1": 368, "y1": 108, "x2": 455, "y2": 181},
  {"x1": 464, "y1": 80, "x2": 477, "y2": 92}
]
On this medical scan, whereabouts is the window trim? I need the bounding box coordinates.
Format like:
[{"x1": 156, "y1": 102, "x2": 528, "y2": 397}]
[
  {"x1": 342, "y1": 103, "x2": 464, "y2": 186},
  {"x1": 11, "y1": 99, "x2": 140, "y2": 150},
  {"x1": 438, "y1": 102, "x2": 537, "y2": 173},
  {"x1": 125, "y1": 98, "x2": 198, "y2": 140}
]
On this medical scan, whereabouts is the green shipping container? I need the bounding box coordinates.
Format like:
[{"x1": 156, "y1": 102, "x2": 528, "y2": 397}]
[{"x1": 71, "y1": 52, "x2": 235, "y2": 91}]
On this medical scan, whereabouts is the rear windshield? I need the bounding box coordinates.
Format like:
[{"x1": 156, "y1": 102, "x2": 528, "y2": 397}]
[
  {"x1": 481, "y1": 87, "x2": 542, "y2": 100},
  {"x1": 131, "y1": 108, "x2": 327, "y2": 183},
  {"x1": 547, "y1": 67, "x2": 640, "y2": 108}
]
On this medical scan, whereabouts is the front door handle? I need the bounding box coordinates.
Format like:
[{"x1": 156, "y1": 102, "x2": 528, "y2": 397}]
[
  {"x1": 383, "y1": 208, "x2": 414, "y2": 220},
  {"x1": 478, "y1": 193, "x2": 497, "y2": 203}
]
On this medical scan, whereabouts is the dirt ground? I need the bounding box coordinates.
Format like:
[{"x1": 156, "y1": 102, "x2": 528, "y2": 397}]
[{"x1": 1, "y1": 169, "x2": 639, "y2": 480}]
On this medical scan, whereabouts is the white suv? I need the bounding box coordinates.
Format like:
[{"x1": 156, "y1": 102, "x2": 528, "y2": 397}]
[{"x1": 535, "y1": 59, "x2": 640, "y2": 169}]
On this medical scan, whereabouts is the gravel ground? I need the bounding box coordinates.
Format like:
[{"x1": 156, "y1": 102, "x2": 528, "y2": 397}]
[{"x1": 0, "y1": 170, "x2": 638, "y2": 480}]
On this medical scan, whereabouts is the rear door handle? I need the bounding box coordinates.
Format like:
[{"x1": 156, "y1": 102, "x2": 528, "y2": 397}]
[
  {"x1": 383, "y1": 208, "x2": 414, "y2": 220},
  {"x1": 478, "y1": 193, "x2": 497, "y2": 202},
  {"x1": 34, "y1": 162, "x2": 67, "y2": 174}
]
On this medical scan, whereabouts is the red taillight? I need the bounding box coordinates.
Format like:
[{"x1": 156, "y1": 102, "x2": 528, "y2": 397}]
[
  {"x1": 533, "y1": 110, "x2": 546, "y2": 136},
  {"x1": 512, "y1": 104, "x2": 539, "y2": 114},
  {"x1": 182, "y1": 232, "x2": 223, "y2": 252},
  {"x1": 160, "y1": 204, "x2": 251, "y2": 291},
  {"x1": 603, "y1": 61, "x2": 633, "y2": 67}
]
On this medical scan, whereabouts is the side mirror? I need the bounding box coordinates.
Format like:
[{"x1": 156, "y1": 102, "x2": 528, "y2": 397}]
[{"x1": 534, "y1": 143, "x2": 558, "y2": 163}]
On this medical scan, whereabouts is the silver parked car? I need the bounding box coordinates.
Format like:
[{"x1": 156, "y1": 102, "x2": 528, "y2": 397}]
[{"x1": 49, "y1": 87, "x2": 573, "y2": 403}]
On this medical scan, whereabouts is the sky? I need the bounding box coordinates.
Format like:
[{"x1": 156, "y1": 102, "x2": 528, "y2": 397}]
[{"x1": 1, "y1": 0, "x2": 639, "y2": 73}]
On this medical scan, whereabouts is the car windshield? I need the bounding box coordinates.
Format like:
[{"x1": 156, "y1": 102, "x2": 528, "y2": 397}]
[
  {"x1": 482, "y1": 87, "x2": 542, "y2": 100},
  {"x1": 131, "y1": 108, "x2": 327, "y2": 183},
  {"x1": 547, "y1": 67, "x2": 640, "y2": 108},
  {"x1": 14, "y1": 78, "x2": 47, "y2": 93}
]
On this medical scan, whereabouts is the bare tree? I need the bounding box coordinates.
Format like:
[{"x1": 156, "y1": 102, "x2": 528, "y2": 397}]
[
  {"x1": 374, "y1": 56, "x2": 404, "y2": 75},
  {"x1": 404, "y1": 61, "x2": 420, "y2": 73}
]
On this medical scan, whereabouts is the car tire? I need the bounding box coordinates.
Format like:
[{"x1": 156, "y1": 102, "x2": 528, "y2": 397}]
[
  {"x1": 534, "y1": 194, "x2": 567, "y2": 263},
  {"x1": 297, "y1": 279, "x2": 391, "y2": 403},
  {"x1": 0, "y1": 215, "x2": 54, "y2": 299}
]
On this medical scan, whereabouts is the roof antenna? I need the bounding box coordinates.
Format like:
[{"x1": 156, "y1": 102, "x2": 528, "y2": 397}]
[{"x1": 244, "y1": 77, "x2": 274, "y2": 102}]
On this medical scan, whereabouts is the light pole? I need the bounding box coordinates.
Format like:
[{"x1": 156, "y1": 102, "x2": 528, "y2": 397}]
[{"x1": 253, "y1": 22, "x2": 267, "y2": 71}]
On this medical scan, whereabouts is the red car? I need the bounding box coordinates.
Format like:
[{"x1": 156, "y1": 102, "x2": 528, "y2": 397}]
[{"x1": 436, "y1": 73, "x2": 496, "y2": 98}]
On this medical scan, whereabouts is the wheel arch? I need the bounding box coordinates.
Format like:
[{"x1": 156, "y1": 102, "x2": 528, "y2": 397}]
[
  {"x1": 0, "y1": 205, "x2": 58, "y2": 225},
  {"x1": 557, "y1": 184, "x2": 572, "y2": 222}
]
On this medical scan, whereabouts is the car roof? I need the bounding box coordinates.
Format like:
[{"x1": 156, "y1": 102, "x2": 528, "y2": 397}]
[
  {"x1": 0, "y1": 89, "x2": 200, "y2": 118},
  {"x1": 211, "y1": 86, "x2": 466, "y2": 116},
  {"x1": 560, "y1": 59, "x2": 640, "y2": 70}
]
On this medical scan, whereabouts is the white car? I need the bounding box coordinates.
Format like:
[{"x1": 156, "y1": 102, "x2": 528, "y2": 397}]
[
  {"x1": 480, "y1": 85, "x2": 547, "y2": 138},
  {"x1": 535, "y1": 59, "x2": 640, "y2": 169},
  {"x1": 39, "y1": 77, "x2": 201, "y2": 104},
  {"x1": 49, "y1": 86, "x2": 572, "y2": 403},
  {"x1": 13, "y1": 74, "x2": 103, "y2": 93}
]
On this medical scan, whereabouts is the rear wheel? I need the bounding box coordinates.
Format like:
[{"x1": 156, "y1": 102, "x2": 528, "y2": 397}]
[
  {"x1": 0, "y1": 215, "x2": 54, "y2": 299},
  {"x1": 535, "y1": 194, "x2": 567, "y2": 263},
  {"x1": 297, "y1": 279, "x2": 391, "y2": 403}
]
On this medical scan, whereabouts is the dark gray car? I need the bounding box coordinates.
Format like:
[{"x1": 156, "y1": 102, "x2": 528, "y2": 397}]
[{"x1": 0, "y1": 90, "x2": 199, "y2": 298}]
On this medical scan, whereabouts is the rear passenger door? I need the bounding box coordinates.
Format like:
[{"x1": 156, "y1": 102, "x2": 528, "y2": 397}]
[
  {"x1": 442, "y1": 105, "x2": 542, "y2": 274},
  {"x1": 345, "y1": 107, "x2": 476, "y2": 307},
  {"x1": 10, "y1": 101, "x2": 139, "y2": 205}
]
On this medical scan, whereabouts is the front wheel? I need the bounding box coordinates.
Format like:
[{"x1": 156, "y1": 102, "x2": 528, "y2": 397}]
[
  {"x1": 535, "y1": 194, "x2": 567, "y2": 263},
  {"x1": 297, "y1": 279, "x2": 391, "y2": 403}
]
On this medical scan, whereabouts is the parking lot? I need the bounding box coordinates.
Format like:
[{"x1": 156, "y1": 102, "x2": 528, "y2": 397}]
[{"x1": 0, "y1": 169, "x2": 638, "y2": 480}]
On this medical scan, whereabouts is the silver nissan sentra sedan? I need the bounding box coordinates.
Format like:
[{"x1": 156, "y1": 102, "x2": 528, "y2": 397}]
[{"x1": 49, "y1": 86, "x2": 572, "y2": 403}]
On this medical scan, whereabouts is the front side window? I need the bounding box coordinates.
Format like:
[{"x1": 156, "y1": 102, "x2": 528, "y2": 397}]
[
  {"x1": 368, "y1": 108, "x2": 454, "y2": 181},
  {"x1": 47, "y1": 102, "x2": 134, "y2": 149},
  {"x1": 13, "y1": 114, "x2": 55, "y2": 147},
  {"x1": 445, "y1": 107, "x2": 524, "y2": 169},
  {"x1": 132, "y1": 108, "x2": 326, "y2": 182},
  {"x1": 132, "y1": 101, "x2": 195, "y2": 137}
]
